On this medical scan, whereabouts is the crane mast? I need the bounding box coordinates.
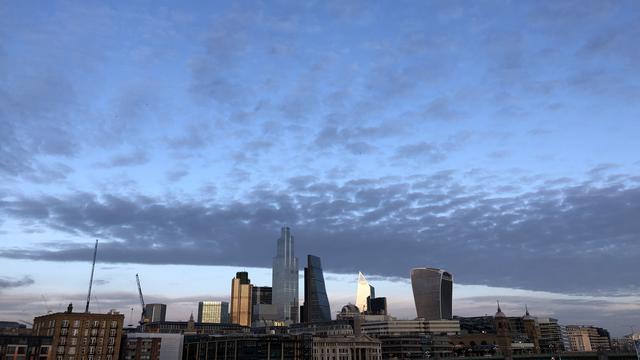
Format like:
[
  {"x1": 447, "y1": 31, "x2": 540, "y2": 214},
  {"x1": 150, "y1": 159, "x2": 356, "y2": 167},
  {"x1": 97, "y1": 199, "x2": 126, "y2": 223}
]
[
  {"x1": 85, "y1": 240, "x2": 98, "y2": 313},
  {"x1": 136, "y1": 274, "x2": 146, "y2": 325}
]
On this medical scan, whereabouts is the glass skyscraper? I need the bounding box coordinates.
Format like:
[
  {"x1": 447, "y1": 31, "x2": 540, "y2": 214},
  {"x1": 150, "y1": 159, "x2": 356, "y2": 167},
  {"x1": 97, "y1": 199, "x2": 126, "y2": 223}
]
[
  {"x1": 301, "y1": 255, "x2": 331, "y2": 323},
  {"x1": 410, "y1": 267, "x2": 453, "y2": 320},
  {"x1": 272, "y1": 227, "x2": 299, "y2": 323},
  {"x1": 355, "y1": 272, "x2": 375, "y2": 313}
]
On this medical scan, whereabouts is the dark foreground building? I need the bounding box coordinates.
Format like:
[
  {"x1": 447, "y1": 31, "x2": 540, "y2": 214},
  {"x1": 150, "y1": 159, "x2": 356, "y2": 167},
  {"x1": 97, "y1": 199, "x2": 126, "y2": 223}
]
[
  {"x1": 0, "y1": 334, "x2": 52, "y2": 360},
  {"x1": 182, "y1": 334, "x2": 313, "y2": 360}
]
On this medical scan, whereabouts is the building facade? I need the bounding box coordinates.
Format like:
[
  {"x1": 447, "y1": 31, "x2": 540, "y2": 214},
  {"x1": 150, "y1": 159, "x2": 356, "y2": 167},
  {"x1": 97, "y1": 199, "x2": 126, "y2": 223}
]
[
  {"x1": 0, "y1": 335, "x2": 52, "y2": 360},
  {"x1": 197, "y1": 301, "x2": 229, "y2": 324},
  {"x1": 32, "y1": 305, "x2": 124, "y2": 360},
  {"x1": 126, "y1": 333, "x2": 183, "y2": 360},
  {"x1": 538, "y1": 318, "x2": 565, "y2": 353},
  {"x1": 360, "y1": 320, "x2": 460, "y2": 337},
  {"x1": 230, "y1": 272, "x2": 253, "y2": 327},
  {"x1": 272, "y1": 227, "x2": 299, "y2": 324},
  {"x1": 410, "y1": 268, "x2": 453, "y2": 320},
  {"x1": 182, "y1": 334, "x2": 313, "y2": 360},
  {"x1": 121, "y1": 337, "x2": 160, "y2": 360},
  {"x1": 143, "y1": 305, "x2": 167, "y2": 324},
  {"x1": 355, "y1": 272, "x2": 375, "y2": 314},
  {"x1": 301, "y1": 255, "x2": 331, "y2": 323},
  {"x1": 251, "y1": 287, "x2": 278, "y2": 325},
  {"x1": 311, "y1": 335, "x2": 381, "y2": 360}
]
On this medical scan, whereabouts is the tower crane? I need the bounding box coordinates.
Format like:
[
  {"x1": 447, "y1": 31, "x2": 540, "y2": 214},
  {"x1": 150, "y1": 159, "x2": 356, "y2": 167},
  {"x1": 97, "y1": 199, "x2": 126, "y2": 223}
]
[{"x1": 136, "y1": 274, "x2": 147, "y2": 326}]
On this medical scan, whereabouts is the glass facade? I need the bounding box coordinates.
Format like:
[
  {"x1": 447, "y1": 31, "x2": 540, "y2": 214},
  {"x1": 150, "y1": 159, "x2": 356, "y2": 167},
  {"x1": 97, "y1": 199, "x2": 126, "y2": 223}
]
[
  {"x1": 301, "y1": 255, "x2": 331, "y2": 323},
  {"x1": 272, "y1": 227, "x2": 299, "y2": 323},
  {"x1": 355, "y1": 272, "x2": 375, "y2": 313},
  {"x1": 197, "y1": 301, "x2": 229, "y2": 324},
  {"x1": 143, "y1": 304, "x2": 167, "y2": 323},
  {"x1": 410, "y1": 268, "x2": 453, "y2": 320}
]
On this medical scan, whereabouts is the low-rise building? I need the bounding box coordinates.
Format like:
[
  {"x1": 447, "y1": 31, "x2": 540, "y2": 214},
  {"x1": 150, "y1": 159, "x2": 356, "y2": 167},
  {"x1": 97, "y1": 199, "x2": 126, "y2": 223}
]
[
  {"x1": 121, "y1": 337, "x2": 160, "y2": 360},
  {"x1": 127, "y1": 333, "x2": 183, "y2": 360},
  {"x1": 0, "y1": 334, "x2": 53, "y2": 360},
  {"x1": 32, "y1": 304, "x2": 124, "y2": 360}
]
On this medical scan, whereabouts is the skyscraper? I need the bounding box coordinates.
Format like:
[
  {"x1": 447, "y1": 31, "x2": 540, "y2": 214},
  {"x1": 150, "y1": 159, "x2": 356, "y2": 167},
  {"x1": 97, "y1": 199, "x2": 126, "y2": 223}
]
[
  {"x1": 251, "y1": 286, "x2": 277, "y2": 324},
  {"x1": 143, "y1": 303, "x2": 167, "y2": 323},
  {"x1": 272, "y1": 227, "x2": 299, "y2": 323},
  {"x1": 410, "y1": 267, "x2": 453, "y2": 320},
  {"x1": 197, "y1": 301, "x2": 229, "y2": 323},
  {"x1": 230, "y1": 272, "x2": 253, "y2": 326},
  {"x1": 301, "y1": 255, "x2": 331, "y2": 323},
  {"x1": 355, "y1": 272, "x2": 375, "y2": 313}
]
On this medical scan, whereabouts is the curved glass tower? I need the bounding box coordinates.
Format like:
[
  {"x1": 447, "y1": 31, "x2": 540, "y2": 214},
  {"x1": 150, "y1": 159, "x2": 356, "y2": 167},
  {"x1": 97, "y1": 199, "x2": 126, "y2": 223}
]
[
  {"x1": 410, "y1": 267, "x2": 453, "y2": 320},
  {"x1": 271, "y1": 227, "x2": 299, "y2": 323},
  {"x1": 301, "y1": 255, "x2": 331, "y2": 323}
]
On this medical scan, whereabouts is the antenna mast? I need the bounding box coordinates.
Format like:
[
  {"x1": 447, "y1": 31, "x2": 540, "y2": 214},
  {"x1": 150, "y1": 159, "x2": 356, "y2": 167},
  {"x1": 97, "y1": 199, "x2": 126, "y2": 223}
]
[{"x1": 85, "y1": 240, "x2": 98, "y2": 313}]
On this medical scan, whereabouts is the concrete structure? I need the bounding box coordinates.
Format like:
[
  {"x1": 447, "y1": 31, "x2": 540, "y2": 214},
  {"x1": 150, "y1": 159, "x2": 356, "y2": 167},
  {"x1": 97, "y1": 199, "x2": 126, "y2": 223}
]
[
  {"x1": 230, "y1": 272, "x2": 253, "y2": 327},
  {"x1": 121, "y1": 337, "x2": 160, "y2": 360},
  {"x1": 301, "y1": 255, "x2": 331, "y2": 323},
  {"x1": 142, "y1": 304, "x2": 167, "y2": 324},
  {"x1": 566, "y1": 325, "x2": 612, "y2": 352},
  {"x1": 272, "y1": 227, "x2": 299, "y2": 324},
  {"x1": 127, "y1": 333, "x2": 183, "y2": 360},
  {"x1": 197, "y1": 301, "x2": 229, "y2": 324},
  {"x1": 0, "y1": 334, "x2": 52, "y2": 360},
  {"x1": 355, "y1": 272, "x2": 375, "y2": 314},
  {"x1": 32, "y1": 304, "x2": 124, "y2": 360},
  {"x1": 251, "y1": 287, "x2": 278, "y2": 325},
  {"x1": 290, "y1": 320, "x2": 355, "y2": 337},
  {"x1": 410, "y1": 268, "x2": 453, "y2": 320},
  {"x1": 538, "y1": 317, "x2": 565, "y2": 353},
  {"x1": 311, "y1": 335, "x2": 381, "y2": 360},
  {"x1": 360, "y1": 320, "x2": 460, "y2": 337},
  {"x1": 142, "y1": 321, "x2": 247, "y2": 335}
]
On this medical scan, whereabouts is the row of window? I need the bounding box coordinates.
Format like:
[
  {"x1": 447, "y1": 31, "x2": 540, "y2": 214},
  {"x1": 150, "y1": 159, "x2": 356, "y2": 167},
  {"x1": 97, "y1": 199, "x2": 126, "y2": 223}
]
[
  {"x1": 37, "y1": 320, "x2": 119, "y2": 331},
  {"x1": 56, "y1": 346, "x2": 116, "y2": 355},
  {"x1": 55, "y1": 355, "x2": 113, "y2": 360}
]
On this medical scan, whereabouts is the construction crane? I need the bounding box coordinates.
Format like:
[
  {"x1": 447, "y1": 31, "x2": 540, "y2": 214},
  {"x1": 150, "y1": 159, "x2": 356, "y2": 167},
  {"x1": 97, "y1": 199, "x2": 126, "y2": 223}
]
[
  {"x1": 85, "y1": 240, "x2": 98, "y2": 313},
  {"x1": 136, "y1": 274, "x2": 147, "y2": 325}
]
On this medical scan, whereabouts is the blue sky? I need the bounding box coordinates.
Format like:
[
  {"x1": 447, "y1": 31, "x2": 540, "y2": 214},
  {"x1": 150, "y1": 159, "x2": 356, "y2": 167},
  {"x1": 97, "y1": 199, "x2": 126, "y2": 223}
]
[{"x1": 1, "y1": 0, "x2": 639, "y2": 335}]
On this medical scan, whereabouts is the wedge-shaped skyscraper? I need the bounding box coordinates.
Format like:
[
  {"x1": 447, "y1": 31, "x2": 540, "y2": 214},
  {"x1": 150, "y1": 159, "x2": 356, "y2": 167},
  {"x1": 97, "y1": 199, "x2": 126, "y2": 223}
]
[
  {"x1": 272, "y1": 227, "x2": 299, "y2": 323},
  {"x1": 301, "y1": 255, "x2": 331, "y2": 323},
  {"x1": 355, "y1": 272, "x2": 375, "y2": 313},
  {"x1": 410, "y1": 267, "x2": 453, "y2": 320}
]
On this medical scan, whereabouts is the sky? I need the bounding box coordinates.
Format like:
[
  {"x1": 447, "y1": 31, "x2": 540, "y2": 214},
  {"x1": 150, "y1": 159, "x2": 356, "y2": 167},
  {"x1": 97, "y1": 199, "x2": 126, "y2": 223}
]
[{"x1": 1, "y1": 0, "x2": 639, "y2": 336}]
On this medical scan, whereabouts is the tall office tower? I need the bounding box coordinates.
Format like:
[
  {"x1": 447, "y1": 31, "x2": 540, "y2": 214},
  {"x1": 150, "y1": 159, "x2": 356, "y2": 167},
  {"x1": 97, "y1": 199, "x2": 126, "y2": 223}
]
[
  {"x1": 538, "y1": 318, "x2": 565, "y2": 352},
  {"x1": 410, "y1": 267, "x2": 453, "y2": 320},
  {"x1": 355, "y1": 272, "x2": 375, "y2": 313},
  {"x1": 197, "y1": 301, "x2": 229, "y2": 323},
  {"x1": 230, "y1": 272, "x2": 253, "y2": 326},
  {"x1": 143, "y1": 303, "x2": 167, "y2": 323},
  {"x1": 272, "y1": 227, "x2": 299, "y2": 323},
  {"x1": 301, "y1": 255, "x2": 331, "y2": 323}
]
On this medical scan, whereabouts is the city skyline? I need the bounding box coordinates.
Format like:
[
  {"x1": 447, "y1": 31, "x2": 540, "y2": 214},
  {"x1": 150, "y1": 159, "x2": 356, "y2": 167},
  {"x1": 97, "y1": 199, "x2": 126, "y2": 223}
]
[{"x1": 1, "y1": 0, "x2": 639, "y2": 338}]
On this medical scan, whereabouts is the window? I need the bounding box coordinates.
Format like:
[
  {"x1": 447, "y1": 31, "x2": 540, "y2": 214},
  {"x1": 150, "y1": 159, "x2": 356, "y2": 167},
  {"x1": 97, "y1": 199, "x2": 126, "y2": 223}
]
[
  {"x1": 71, "y1": 339, "x2": 77, "y2": 346},
  {"x1": 110, "y1": 321, "x2": 117, "y2": 329},
  {"x1": 71, "y1": 329, "x2": 79, "y2": 337},
  {"x1": 62, "y1": 320, "x2": 69, "y2": 328},
  {"x1": 60, "y1": 337, "x2": 66, "y2": 345},
  {"x1": 68, "y1": 347, "x2": 76, "y2": 355},
  {"x1": 73, "y1": 321, "x2": 80, "y2": 328}
]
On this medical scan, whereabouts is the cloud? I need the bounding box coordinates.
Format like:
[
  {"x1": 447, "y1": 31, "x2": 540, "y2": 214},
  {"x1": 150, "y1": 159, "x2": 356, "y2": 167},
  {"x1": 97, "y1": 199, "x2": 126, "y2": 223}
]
[
  {"x1": 0, "y1": 168, "x2": 638, "y2": 296},
  {"x1": 97, "y1": 150, "x2": 149, "y2": 168},
  {"x1": 0, "y1": 276, "x2": 35, "y2": 290}
]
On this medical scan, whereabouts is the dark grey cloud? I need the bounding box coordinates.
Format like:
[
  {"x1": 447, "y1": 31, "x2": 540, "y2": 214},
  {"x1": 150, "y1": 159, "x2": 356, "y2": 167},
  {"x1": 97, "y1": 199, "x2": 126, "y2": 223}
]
[
  {"x1": 0, "y1": 168, "x2": 638, "y2": 296},
  {"x1": 0, "y1": 276, "x2": 35, "y2": 290}
]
